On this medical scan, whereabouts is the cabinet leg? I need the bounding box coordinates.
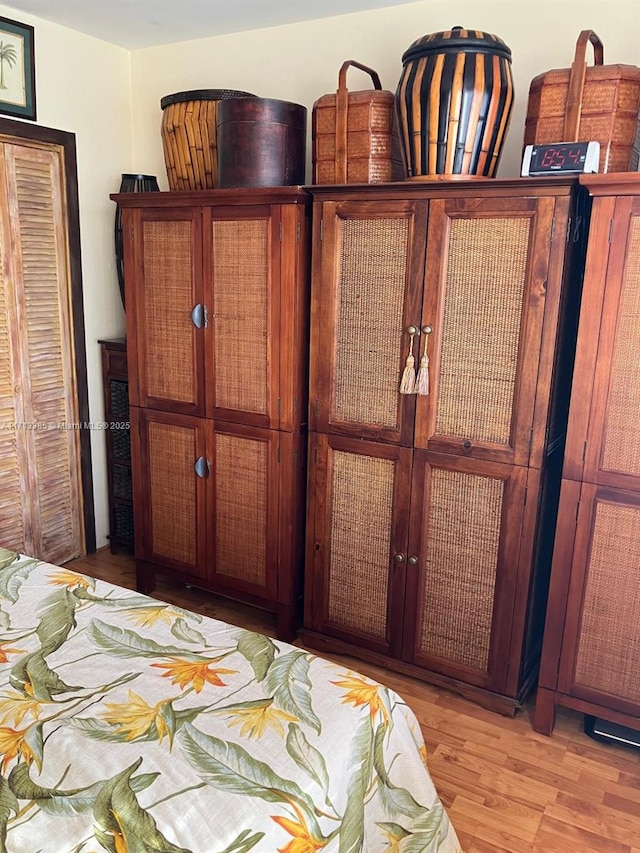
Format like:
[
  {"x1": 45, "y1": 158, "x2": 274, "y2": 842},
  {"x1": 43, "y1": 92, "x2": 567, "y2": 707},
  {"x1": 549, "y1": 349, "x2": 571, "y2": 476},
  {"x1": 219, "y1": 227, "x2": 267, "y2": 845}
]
[
  {"x1": 136, "y1": 561, "x2": 156, "y2": 595},
  {"x1": 533, "y1": 686, "x2": 557, "y2": 735},
  {"x1": 276, "y1": 603, "x2": 299, "y2": 643}
]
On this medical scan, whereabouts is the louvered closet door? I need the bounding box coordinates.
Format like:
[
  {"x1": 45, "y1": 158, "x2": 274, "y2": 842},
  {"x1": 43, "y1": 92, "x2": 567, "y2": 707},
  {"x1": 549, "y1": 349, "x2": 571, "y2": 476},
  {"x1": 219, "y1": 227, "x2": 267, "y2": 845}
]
[
  {"x1": 205, "y1": 206, "x2": 280, "y2": 428},
  {"x1": 556, "y1": 484, "x2": 640, "y2": 716},
  {"x1": 402, "y1": 452, "x2": 530, "y2": 692},
  {"x1": 305, "y1": 433, "x2": 412, "y2": 657},
  {"x1": 129, "y1": 208, "x2": 203, "y2": 415},
  {"x1": 309, "y1": 200, "x2": 426, "y2": 445},
  {"x1": 0, "y1": 143, "x2": 83, "y2": 563},
  {"x1": 415, "y1": 196, "x2": 563, "y2": 467},
  {"x1": 209, "y1": 422, "x2": 279, "y2": 602}
]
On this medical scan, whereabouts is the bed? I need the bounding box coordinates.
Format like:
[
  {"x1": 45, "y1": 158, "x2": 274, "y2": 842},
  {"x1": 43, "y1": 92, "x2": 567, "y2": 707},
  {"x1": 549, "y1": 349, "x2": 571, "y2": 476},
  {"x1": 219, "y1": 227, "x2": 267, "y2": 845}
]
[{"x1": 0, "y1": 549, "x2": 460, "y2": 852}]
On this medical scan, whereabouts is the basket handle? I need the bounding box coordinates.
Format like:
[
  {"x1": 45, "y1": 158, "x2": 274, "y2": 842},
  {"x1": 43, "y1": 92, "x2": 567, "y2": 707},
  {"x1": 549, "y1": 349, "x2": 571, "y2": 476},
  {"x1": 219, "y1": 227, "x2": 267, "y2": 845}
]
[
  {"x1": 563, "y1": 30, "x2": 604, "y2": 141},
  {"x1": 335, "y1": 60, "x2": 383, "y2": 182}
]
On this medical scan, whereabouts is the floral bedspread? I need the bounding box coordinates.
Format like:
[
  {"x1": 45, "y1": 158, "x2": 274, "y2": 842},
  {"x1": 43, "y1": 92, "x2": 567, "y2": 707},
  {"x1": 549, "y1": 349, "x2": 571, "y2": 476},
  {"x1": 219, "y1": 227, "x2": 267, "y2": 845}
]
[{"x1": 0, "y1": 550, "x2": 460, "y2": 852}]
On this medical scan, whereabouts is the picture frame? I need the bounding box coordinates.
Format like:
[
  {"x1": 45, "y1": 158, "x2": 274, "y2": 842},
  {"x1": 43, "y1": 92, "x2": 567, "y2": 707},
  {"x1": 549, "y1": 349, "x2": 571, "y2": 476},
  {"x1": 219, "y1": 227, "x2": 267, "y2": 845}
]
[{"x1": 0, "y1": 15, "x2": 35, "y2": 121}]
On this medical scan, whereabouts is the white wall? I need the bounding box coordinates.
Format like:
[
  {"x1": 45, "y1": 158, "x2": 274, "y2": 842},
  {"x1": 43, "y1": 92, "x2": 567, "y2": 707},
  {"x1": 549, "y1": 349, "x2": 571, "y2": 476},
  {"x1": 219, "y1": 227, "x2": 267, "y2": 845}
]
[
  {"x1": 131, "y1": 0, "x2": 640, "y2": 184},
  {"x1": 0, "y1": 4, "x2": 133, "y2": 549}
]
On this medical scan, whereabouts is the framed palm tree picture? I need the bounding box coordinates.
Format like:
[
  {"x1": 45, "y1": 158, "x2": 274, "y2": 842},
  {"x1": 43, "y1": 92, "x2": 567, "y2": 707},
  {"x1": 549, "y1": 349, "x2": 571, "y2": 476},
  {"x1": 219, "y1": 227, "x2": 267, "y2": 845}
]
[{"x1": 0, "y1": 15, "x2": 35, "y2": 121}]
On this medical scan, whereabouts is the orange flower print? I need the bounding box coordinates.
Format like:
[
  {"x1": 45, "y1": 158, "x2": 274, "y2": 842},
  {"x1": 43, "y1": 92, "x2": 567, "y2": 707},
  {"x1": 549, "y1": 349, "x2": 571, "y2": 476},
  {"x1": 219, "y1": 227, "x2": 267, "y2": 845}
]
[
  {"x1": 47, "y1": 569, "x2": 92, "y2": 590},
  {"x1": 331, "y1": 673, "x2": 389, "y2": 722},
  {"x1": 151, "y1": 656, "x2": 237, "y2": 693},
  {"x1": 0, "y1": 641, "x2": 26, "y2": 664},
  {"x1": 0, "y1": 726, "x2": 34, "y2": 772},
  {"x1": 272, "y1": 802, "x2": 326, "y2": 853}
]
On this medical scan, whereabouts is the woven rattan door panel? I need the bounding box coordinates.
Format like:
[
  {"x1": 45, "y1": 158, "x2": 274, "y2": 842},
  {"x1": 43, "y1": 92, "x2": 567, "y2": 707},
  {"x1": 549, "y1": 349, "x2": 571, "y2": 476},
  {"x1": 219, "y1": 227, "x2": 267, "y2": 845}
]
[
  {"x1": 209, "y1": 422, "x2": 279, "y2": 601},
  {"x1": 580, "y1": 200, "x2": 640, "y2": 490},
  {"x1": 305, "y1": 433, "x2": 412, "y2": 657},
  {"x1": 416, "y1": 196, "x2": 560, "y2": 466},
  {"x1": 135, "y1": 408, "x2": 208, "y2": 579},
  {"x1": 128, "y1": 208, "x2": 203, "y2": 415},
  {"x1": 403, "y1": 453, "x2": 528, "y2": 691},
  {"x1": 557, "y1": 484, "x2": 640, "y2": 714},
  {"x1": 206, "y1": 208, "x2": 278, "y2": 427},
  {"x1": 309, "y1": 200, "x2": 426, "y2": 445}
]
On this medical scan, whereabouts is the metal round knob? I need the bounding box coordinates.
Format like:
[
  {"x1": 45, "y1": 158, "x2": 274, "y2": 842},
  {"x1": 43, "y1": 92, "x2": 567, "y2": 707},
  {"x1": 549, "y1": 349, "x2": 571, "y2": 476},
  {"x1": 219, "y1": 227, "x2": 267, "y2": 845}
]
[
  {"x1": 422, "y1": 325, "x2": 433, "y2": 335},
  {"x1": 393, "y1": 553, "x2": 405, "y2": 563},
  {"x1": 408, "y1": 555, "x2": 419, "y2": 565},
  {"x1": 406, "y1": 325, "x2": 418, "y2": 336}
]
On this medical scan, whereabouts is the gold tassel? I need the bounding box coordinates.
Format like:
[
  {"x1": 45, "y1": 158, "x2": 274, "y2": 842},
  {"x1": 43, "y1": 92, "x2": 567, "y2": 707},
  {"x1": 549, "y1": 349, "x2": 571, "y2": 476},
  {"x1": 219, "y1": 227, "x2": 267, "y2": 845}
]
[
  {"x1": 399, "y1": 330, "x2": 417, "y2": 394},
  {"x1": 416, "y1": 330, "x2": 430, "y2": 395}
]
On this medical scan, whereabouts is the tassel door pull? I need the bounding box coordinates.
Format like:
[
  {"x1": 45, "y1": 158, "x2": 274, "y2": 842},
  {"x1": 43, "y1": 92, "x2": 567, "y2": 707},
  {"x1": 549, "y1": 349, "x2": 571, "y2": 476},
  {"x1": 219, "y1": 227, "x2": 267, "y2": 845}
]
[
  {"x1": 416, "y1": 324, "x2": 432, "y2": 395},
  {"x1": 399, "y1": 325, "x2": 418, "y2": 394}
]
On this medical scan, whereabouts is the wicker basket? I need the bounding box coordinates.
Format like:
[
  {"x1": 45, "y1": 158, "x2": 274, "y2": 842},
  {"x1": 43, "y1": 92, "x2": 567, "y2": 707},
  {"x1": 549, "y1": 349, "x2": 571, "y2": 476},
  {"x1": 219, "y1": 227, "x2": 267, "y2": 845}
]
[
  {"x1": 524, "y1": 31, "x2": 640, "y2": 173},
  {"x1": 312, "y1": 60, "x2": 404, "y2": 184},
  {"x1": 160, "y1": 89, "x2": 255, "y2": 190}
]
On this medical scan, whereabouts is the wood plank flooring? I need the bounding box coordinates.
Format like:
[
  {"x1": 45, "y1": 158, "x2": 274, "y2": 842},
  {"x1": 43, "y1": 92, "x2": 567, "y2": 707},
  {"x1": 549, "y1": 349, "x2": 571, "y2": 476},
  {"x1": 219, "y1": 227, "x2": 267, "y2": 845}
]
[{"x1": 67, "y1": 549, "x2": 640, "y2": 853}]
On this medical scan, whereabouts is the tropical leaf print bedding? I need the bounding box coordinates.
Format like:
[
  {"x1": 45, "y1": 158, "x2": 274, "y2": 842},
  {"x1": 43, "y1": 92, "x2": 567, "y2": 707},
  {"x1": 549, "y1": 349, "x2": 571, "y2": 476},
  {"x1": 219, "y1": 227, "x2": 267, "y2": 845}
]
[{"x1": 0, "y1": 550, "x2": 461, "y2": 852}]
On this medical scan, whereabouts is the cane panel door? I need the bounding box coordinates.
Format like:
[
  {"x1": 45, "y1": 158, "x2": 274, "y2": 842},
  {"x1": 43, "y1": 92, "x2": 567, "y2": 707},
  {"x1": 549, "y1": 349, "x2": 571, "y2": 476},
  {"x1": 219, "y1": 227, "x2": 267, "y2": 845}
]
[
  {"x1": 125, "y1": 207, "x2": 203, "y2": 415},
  {"x1": 309, "y1": 200, "x2": 427, "y2": 446},
  {"x1": 305, "y1": 433, "x2": 412, "y2": 658},
  {"x1": 555, "y1": 483, "x2": 640, "y2": 717},
  {"x1": 402, "y1": 452, "x2": 531, "y2": 693},
  {"x1": 414, "y1": 195, "x2": 566, "y2": 468}
]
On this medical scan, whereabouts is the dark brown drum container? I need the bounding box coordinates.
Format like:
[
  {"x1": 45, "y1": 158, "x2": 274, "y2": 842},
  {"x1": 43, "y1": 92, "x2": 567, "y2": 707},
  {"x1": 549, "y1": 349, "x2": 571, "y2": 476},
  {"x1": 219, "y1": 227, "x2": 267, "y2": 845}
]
[
  {"x1": 216, "y1": 97, "x2": 307, "y2": 187},
  {"x1": 396, "y1": 27, "x2": 514, "y2": 178}
]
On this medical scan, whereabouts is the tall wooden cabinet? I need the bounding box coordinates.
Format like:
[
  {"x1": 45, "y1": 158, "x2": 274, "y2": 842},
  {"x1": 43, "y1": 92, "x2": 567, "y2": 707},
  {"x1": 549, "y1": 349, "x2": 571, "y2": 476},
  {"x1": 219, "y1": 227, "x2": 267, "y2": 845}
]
[
  {"x1": 535, "y1": 174, "x2": 640, "y2": 735},
  {"x1": 302, "y1": 179, "x2": 588, "y2": 714},
  {"x1": 113, "y1": 188, "x2": 310, "y2": 640}
]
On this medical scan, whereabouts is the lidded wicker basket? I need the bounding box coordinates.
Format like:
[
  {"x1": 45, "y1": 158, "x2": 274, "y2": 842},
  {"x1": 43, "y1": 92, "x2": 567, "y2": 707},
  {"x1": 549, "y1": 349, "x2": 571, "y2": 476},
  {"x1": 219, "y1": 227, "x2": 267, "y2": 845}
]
[
  {"x1": 160, "y1": 89, "x2": 255, "y2": 190},
  {"x1": 524, "y1": 31, "x2": 640, "y2": 173}
]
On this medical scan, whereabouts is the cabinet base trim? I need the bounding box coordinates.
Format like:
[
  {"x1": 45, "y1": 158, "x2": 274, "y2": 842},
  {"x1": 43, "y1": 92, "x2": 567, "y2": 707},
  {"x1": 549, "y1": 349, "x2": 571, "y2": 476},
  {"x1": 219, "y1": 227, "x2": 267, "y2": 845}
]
[
  {"x1": 299, "y1": 629, "x2": 522, "y2": 717},
  {"x1": 534, "y1": 686, "x2": 640, "y2": 737},
  {"x1": 135, "y1": 560, "x2": 299, "y2": 642}
]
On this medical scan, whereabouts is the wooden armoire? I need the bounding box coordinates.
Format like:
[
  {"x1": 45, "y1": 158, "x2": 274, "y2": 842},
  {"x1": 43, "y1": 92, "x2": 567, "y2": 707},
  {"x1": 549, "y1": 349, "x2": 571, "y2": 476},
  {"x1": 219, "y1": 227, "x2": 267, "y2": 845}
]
[
  {"x1": 113, "y1": 187, "x2": 310, "y2": 640},
  {"x1": 535, "y1": 173, "x2": 640, "y2": 735},
  {"x1": 302, "y1": 178, "x2": 588, "y2": 715}
]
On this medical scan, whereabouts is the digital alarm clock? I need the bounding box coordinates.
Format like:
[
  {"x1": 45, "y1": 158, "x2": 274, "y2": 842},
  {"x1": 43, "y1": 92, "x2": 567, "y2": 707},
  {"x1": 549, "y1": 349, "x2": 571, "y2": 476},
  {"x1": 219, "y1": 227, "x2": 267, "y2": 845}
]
[{"x1": 521, "y1": 141, "x2": 600, "y2": 176}]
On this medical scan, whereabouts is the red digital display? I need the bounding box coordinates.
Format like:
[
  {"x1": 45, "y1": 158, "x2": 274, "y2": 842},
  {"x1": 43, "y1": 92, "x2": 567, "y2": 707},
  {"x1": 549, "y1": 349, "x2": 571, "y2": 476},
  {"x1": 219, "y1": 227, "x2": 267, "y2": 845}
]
[{"x1": 529, "y1": 142, "x2": 588, "y2": 173}]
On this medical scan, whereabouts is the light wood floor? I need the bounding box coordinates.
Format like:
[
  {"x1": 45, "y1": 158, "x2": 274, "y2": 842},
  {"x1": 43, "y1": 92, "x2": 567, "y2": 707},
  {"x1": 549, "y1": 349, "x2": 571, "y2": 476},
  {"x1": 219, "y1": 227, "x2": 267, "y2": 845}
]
[{"x1": 68, "y1": 548, "x2": 640, "y2": 853}]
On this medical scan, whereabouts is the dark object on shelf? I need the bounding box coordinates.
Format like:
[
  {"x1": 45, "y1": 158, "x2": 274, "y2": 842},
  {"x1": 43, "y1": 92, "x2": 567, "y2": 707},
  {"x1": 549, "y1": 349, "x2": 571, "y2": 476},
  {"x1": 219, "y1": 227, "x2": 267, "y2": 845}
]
[
  {"x1": 99, "y1": 339, "x2": 134, "y2": 553},
  {"x1": 216, "y1": 97, "x2": 307, "y2": 188},
  {"x1": 524, "y1": 30, "x2": 640, "y2": 174},
  {"x1": 312, "y1": 59, "x2": 404, "y2": 184},
  {"x1": 114, "y1": 173, "x2": 159, "y2": 309},
  {"x1": 584, "y1": 716, "x2": 640, "y2": 751},
  {"x1": 396, "y1": 26, "x2": 514, "y2": 178},
  {"x1": 160, "y1": 89, "x2": 255, "y2": 190}
]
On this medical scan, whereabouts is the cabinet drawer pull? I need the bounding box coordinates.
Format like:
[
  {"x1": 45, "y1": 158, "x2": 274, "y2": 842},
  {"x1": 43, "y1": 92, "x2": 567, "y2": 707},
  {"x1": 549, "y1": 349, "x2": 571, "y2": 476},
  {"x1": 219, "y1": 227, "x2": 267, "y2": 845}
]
[
  {"x1": 393, "y1": 553, "x2": 405, "y2": 563},
  {"x1": 416, "y1": 325, "x2": 432, "y2": 396},
  {"x1": 408, "y1": 555, "x2": 419, "y2": 565},
  {"x1": 191, "y1": 303, "x2": 208, "y2": 329},
  {"x1": 194, "y1": 456, "x2": 210, "y2": 478}
]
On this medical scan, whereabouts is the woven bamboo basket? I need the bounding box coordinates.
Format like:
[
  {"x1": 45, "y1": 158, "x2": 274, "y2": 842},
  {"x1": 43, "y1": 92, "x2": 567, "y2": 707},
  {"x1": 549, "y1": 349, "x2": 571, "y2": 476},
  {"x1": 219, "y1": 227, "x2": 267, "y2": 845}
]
[
  {"x1": 312, "y1": 60, "x2": 404, "y2": 184},
  {"x1": 524, "y1": 31, "x2": 640, "y2": 173},
  {"x1": 160, "y1": 89, "x2": 255, "y2": 190}
]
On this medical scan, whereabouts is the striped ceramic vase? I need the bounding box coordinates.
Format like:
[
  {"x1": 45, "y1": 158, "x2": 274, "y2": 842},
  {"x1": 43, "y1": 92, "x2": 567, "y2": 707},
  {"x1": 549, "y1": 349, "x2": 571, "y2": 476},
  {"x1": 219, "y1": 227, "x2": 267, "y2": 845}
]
[{"x1": 396, "y1": 27, "x2": 514, "y2": 178}]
